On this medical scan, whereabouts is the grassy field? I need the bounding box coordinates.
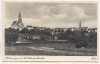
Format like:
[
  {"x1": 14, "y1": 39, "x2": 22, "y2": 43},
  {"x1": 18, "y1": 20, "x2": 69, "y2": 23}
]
[{"x1": 5, "y1": 39, "x2": 97, "y2": 56}]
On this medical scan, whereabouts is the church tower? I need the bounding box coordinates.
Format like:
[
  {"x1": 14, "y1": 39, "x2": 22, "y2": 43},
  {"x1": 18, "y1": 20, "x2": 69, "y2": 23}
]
[
  {"x1": 18, "y1": 13, "x2": 22, "y2": 22},
  {"x1": 17, "y1": 13, "x2": 24, "y2": 29},
  {"x1": 79, "y1": 22, "x2": 81, "y2": 29},
  {"x1": 11, "y1": 13, "x2": 24, "y2": 30}
]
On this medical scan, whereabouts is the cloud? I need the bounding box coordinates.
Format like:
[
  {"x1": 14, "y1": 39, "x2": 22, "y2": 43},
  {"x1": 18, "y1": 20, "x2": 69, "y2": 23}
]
[
  {"x1": 34, "y1": 4, "x2": 94, "y2": 24},
  {"x1": 82, "y1": 20, "x2": 97, "y2": 28},
  {"x1": 5, "y1": 3, "x2": 97, "y2": 28}
]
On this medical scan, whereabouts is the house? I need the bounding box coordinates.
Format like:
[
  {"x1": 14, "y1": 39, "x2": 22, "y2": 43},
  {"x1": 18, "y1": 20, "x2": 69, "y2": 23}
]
[{"x1": 26, "y1": 25, "x2": 33, "y2": 30}]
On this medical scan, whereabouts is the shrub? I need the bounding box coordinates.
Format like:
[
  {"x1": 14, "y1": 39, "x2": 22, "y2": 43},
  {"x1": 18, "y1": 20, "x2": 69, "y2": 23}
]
[{"x1": 5, "y1": 28, "x2": 19, "y2": 45}]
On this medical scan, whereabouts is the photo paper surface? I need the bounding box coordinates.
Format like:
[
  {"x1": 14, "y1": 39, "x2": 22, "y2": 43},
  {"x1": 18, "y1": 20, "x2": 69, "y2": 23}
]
[{"x1": 2, "y1": 0, "x2": 98, "y2": 62}]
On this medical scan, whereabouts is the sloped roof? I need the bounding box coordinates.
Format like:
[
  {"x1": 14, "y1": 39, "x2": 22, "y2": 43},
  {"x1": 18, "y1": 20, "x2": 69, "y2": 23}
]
[
  {"x1": 11, "y1": 20, "x2": 24, "y2": 29},
  {"x1": 11, "y1": 21, "x2": 17, "y2": 26}
]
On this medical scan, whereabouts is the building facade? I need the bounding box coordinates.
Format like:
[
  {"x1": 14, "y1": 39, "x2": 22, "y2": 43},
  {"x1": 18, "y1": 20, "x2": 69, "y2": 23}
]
[{"x1": 11, "y1": 13, "x2": 24, "y2": 30}]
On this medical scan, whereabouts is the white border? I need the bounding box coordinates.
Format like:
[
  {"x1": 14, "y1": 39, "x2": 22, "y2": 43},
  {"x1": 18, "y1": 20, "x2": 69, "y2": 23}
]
[{"x1": 1, "y1": 0, "x2": 100, "y2": 63}]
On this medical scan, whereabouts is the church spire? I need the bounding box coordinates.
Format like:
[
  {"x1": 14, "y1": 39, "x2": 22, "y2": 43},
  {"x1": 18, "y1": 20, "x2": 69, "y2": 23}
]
[
  {"x1": 18, "y1": 12, "x2": 22, "y2": 22},
  {"x1": 79, "y1": 22, "x2": 81, "y2": 29},
  {"x1": 11, "y1": 13, "x2": 24, "y2": 30}
]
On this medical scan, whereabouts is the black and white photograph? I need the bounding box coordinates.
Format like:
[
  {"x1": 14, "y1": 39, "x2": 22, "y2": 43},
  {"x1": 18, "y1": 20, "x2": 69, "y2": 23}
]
[{"x1": 4, "y1": 2, "x2": 97, "y2": 56}]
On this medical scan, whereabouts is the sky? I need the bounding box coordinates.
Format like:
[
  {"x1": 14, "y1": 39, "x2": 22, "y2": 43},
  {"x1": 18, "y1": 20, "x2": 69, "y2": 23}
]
[{"x1": 5, "y1": 3, "x2": 97, "y2": 28}]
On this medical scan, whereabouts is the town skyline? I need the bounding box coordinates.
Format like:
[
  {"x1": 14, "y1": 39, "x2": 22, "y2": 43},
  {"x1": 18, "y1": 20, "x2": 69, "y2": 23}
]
[{"x1": 5, "y1": 3, "x2": 97, "y2": 28}]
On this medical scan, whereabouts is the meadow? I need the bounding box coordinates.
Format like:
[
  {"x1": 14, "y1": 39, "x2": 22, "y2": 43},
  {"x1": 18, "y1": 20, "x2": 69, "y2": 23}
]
[{"x1": 5, "y1": 41, "x2": 97, "y2": 56}]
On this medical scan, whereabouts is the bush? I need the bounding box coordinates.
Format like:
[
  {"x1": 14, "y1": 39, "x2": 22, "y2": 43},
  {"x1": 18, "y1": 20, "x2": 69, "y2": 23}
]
[{"x1": 5, "y1": 28, "x2": 19, "y2": 45}]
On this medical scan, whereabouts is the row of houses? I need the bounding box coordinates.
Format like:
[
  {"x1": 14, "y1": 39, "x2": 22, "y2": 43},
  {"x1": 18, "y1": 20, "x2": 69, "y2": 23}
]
[
  {"x1": 19, "y1": 34, "x2": 68, "y2": 42},
  {"x1": 11, "y1": 13, "x2": 97, "y2": 33},
  {"x1": 26, "y1": 25, "x2": 97, "y2": 33}
]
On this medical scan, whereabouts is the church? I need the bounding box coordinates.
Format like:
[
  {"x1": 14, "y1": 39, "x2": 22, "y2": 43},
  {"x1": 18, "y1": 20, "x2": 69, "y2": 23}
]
[{"x1": 11, "y1": 13, "x2": 24, "y2": 30}]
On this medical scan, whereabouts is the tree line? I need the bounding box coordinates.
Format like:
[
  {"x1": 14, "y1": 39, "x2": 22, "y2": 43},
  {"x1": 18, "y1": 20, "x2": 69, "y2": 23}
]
[{"x1": 5, "y1": 27, "x2": 97, "y2": 48}]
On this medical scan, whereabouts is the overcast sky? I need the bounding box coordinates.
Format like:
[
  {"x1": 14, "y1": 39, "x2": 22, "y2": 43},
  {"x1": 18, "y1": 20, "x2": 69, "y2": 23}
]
[{"x1": 5, "y1": 3, "x2": 97, "y2": 28}]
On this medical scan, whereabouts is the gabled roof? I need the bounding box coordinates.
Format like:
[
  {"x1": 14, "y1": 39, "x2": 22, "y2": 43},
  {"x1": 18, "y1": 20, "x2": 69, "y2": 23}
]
[
  {"x1": 11, "y1": 20, "x2": 24, "y2": 29},
  {"x1": 11, "y1": 21, "x2": 17, "y2": 26}
]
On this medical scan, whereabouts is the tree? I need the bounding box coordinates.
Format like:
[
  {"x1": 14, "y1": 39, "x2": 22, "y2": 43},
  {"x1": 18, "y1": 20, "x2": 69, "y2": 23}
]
[{"x1": 5, "y1": 28, "x2": 19, "y2": 45}]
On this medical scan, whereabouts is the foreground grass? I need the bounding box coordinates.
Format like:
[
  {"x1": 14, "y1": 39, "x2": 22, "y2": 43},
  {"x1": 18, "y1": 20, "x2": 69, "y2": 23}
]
[{"x1": 5, "y1": 41, "x2": 97, "y2": 56}]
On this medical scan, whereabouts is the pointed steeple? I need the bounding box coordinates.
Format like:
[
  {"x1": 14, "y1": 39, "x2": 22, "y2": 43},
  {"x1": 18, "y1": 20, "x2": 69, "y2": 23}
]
[
  {"x1": 79, "y1": 22, "x2": 81, "y2": 29},
  {"x1": 11, "y1": 13, "x2": 24, "y2": 30},
  {"x1": 18, "y1": 12, "x2": 22, "y2": 22}
]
